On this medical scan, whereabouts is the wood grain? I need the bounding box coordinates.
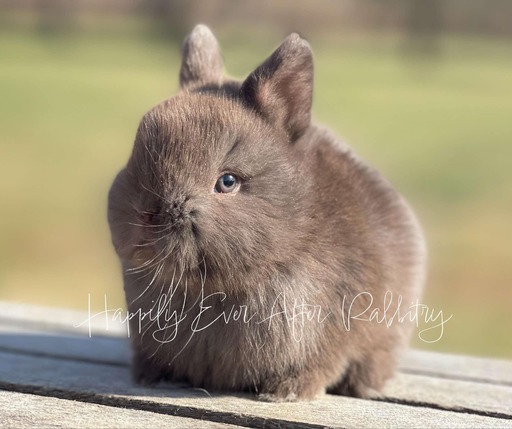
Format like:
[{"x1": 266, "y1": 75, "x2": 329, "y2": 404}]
[
  {"x1": 1, "y1": 301, "x2": 511, "y2": 428},
  {"x1": 0, "y1": 390, "x2": 243, "y2": 429},
  {"x1": 0, "y1": 347, "x2": 511, "y2": 428},
  {"x1": 401, "y1": 349, "x2": 512, "y2": 385}
]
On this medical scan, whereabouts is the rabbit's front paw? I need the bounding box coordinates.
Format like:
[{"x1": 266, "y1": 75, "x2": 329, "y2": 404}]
[{"x1": 258, "y1": 375, "x2": 325, "y2": 402}]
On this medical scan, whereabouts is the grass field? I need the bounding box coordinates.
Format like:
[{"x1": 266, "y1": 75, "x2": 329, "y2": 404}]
[{"x1": 1, "y1": 25, "x2": 511, "y2": 358}]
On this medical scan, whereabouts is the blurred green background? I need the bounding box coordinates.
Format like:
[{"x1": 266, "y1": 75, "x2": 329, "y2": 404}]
[{"x1": 1, "y1": 0, "x2": 511, "y2": 358}]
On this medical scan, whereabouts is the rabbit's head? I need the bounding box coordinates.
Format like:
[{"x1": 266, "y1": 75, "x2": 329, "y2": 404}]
[{"x1": 108, "y1": 25, "x2": 316, "y2": 292}]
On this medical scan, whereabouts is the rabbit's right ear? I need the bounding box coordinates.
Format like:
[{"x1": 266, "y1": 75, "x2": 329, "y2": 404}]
[
  {"x1": 179, "y1": 25, "x2": 223, "y2": 89},
  {"x1": 241, "y1": 34, "x2": 313, "y2": 142}
]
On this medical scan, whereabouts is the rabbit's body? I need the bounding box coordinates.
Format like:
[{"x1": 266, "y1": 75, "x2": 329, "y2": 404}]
[{"x1": 108, "y1": 26, "x2": 425, "y2": 401}]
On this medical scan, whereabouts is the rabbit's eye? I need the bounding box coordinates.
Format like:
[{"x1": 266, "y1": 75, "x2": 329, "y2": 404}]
[{"x1": 214, "y1": 174, "x2": 240, "y2": 194}]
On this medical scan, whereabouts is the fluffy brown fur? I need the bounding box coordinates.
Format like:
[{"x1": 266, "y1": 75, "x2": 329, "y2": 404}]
[{"x1": 107, "y1": 25, "x2": 426, "y2": 401}]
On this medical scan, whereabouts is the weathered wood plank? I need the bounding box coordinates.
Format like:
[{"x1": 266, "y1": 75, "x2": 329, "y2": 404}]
[
  {"x1": 384, "y1": 372, "x2": 512, "y2": 416},
  {"x1": 1, "y1": 327, "x2": 511, "y2": 419},
  {"x1": 2, "y1": 311, "x2": 512, "y2": 417},
  {"x1": 2, "y1": 300, "x2": 512, "y2": 386},
  {"x1": 0, "y1": 325, "x2": 129, "y2": 366},
  {"x1": 0, "y1": 350, "x2": 511, "y2": 429},
  {"x1": 0, "y1": 301, "x2": 126, "y2": 337},
  {"x1": 0, "y1": 390, "x2": 243, "y2": 429},
  {"x1": 400, "y1": 349, "x2": 512, "y2": 386}
]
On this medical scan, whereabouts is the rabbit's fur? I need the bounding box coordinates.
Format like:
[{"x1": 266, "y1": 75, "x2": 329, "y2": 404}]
[{"x1": 108, "y1": 25, "x2": 426, "y2": 401}]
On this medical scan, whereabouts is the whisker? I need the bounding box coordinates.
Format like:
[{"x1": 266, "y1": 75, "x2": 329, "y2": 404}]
[
  {"x1": 143, "y1": 141, "x2": 159, "y2": 165},
  {"x1": 140, "y1": 182, "x2": 167, "y2": 202},
  {"x1": 129, "y1": 240, "x2": 177, "y2": 276},
  {"x1": 127, "y1": 247, "x2": 165, "y2": 271},
  {"x1": 127, "y1": 222, "x2": 170, "y2": 229},
  {"x1": 130, "y1": 262, "x2": 165, "y2": 305},
  {"x1": 133, "y1": 227, "x2": 176, "y2": 249},
  {"x1": 126, "y1": 246, "x2": 167, "y2": 274}
]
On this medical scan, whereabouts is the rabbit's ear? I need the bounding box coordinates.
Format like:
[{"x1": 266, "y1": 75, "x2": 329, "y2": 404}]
[
  {"x1": 180, "y1": 25, "x2": 223, "y2": 89},
  {"x1": 241, "y1": 34, "x2": 313, "y2": 142}
]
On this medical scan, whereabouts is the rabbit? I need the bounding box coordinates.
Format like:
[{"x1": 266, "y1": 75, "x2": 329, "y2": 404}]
[{"x1": 107, "y1": 24, "x2": 426, "y2": 402}]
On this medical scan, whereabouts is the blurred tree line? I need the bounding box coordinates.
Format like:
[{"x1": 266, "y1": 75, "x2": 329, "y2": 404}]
[{"x1": 1, "y1": 0, "x2": 511, "y2": 40}]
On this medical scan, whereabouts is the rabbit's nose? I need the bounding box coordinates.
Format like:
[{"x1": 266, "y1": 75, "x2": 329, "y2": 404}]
[
  {"x1": 163, "y1": 197, "x2": 194, "y2": 227},
  {"x1": 165, "y1": 200, "x2": 184, "y2": 223}
]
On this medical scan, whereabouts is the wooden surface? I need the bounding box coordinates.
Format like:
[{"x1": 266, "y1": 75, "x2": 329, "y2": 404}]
[{"x1": 0, "y1": 301, "x2": 511, "y2": 428}]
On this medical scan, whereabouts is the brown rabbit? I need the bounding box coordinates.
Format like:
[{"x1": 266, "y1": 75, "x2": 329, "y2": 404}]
[{"x1": 108, "y1": 24, "x2": 426, "y2": 401}]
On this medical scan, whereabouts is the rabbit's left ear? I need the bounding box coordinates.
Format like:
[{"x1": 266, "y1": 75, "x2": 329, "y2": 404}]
[
  {"x1": 180, "y1": 25, "x2": 223, "y2": 89},
  {"x1": 241, "y1": 34, "x2": 313, "y2": 142}
]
